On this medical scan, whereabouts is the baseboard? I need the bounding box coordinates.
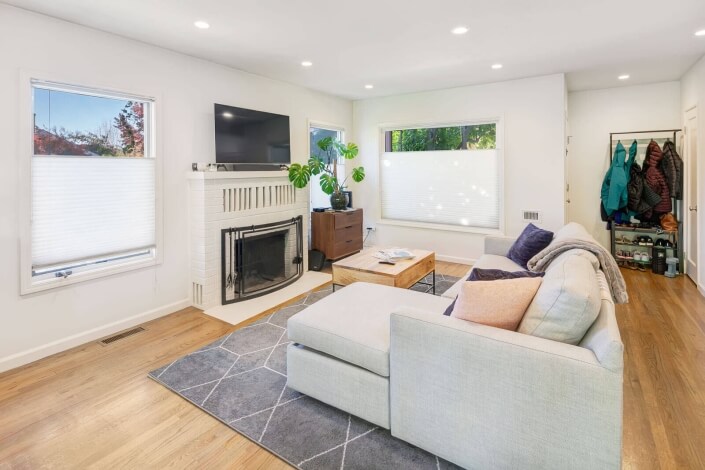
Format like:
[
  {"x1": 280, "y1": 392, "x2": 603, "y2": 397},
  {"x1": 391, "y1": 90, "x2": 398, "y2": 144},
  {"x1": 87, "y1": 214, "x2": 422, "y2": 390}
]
[
  {"x1": 0, "y1": 298, "x2": 190, "y2": 374},
  {"x1": 436, "y1": 254, "x2": 476, "y2": 266}
]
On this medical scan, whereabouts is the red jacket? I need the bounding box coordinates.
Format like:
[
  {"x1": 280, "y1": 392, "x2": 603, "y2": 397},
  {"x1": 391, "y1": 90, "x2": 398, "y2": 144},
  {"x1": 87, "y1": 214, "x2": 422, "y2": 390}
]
[{"x1": 643, "y1": 141, "x2": 672, "y2": 213}]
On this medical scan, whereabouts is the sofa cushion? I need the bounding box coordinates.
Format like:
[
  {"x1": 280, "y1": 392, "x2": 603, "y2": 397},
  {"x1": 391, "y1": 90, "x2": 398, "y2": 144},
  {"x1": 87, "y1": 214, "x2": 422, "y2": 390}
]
[
  {"x1": 552, "y1": 222, "x2": 594, "y2": 243},
  {"x1": 287, "y1": 282, "x2": 453, "y2": 377},
  {"x1": 517, "y1": 251, "x2": 601, "y2": 345},
  {"x1": 507, "y1": 223, "x2": 554, "y2": 269},
  {"x1": 450, "y1": 277, "x2": 542, "y2": 330},
  {"x1": 441, "y1": 254, "x2": 524, "y2": 300},
  {"x1": 443, "y1": 269, "x2": 545, "y2": 316},
  {"x1": 468, "y1": 268, "x2": 546, "y2": 281}
]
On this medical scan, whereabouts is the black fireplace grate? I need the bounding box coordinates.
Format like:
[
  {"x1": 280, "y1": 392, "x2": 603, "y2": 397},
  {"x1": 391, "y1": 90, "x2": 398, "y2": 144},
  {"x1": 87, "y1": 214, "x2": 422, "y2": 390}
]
[{"x1": 221, "y1": 216, "x2": 303, "y2": 305}]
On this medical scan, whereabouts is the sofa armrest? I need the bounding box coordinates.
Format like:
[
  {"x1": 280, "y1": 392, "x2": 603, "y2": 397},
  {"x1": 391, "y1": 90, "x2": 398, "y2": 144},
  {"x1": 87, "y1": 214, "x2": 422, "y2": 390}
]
[
  {"x1": 389, "y1": 309, "x2": 622, "y2": 470},
  {"x1": 484, "y1": 236, "x2": 516, "y2": 256}
]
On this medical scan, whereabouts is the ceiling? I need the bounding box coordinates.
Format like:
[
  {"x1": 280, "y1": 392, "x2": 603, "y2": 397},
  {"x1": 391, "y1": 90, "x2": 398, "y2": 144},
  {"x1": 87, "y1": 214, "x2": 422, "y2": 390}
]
[{"x1": 5, "y1": 0, "x2": 705, "y2": 99}]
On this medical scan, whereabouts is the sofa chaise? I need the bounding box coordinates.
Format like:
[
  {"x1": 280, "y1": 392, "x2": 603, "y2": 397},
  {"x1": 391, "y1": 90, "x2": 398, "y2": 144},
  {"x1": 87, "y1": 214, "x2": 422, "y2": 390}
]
[{"x1": 287, "y1": 223, "x2": 623, "y2": 469}]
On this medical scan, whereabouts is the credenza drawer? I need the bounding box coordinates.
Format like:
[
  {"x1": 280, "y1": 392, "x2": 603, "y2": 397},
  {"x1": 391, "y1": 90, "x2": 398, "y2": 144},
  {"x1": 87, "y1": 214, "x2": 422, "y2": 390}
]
[
  {"x1": 333, "y1": 210, "x2": 363, "y2": 229},
  {"x1": 332, "y1": 235, "x2": 363, "y2": 258},
  {"x1": 335, "y1": 224, "x2": 362, "y2": 241}
]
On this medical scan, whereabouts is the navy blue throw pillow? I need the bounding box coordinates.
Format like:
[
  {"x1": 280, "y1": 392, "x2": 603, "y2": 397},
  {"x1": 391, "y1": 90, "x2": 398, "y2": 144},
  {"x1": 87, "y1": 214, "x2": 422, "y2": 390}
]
[
  {"x1": 467, "y1": 268, "x2": 545, "y2": 282},
  {"x1": 442, "y1": 269, "x2": 545, "y2": 316},
  {"x1": 506, "y1": 223, "x2": 554, "y2": 269}
]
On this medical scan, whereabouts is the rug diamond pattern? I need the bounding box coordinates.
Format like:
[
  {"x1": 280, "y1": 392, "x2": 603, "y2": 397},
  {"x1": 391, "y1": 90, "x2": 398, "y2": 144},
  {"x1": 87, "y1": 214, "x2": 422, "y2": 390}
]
[{"x1": 150, "y1": 278, "x2": 462, "y2": 469}]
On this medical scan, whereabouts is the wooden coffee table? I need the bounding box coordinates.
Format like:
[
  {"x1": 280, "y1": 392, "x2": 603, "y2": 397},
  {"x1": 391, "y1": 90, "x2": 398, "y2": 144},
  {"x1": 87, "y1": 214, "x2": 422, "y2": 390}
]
[{"x1": 332, "y1": 247, "x2": 436, "y2": 293}]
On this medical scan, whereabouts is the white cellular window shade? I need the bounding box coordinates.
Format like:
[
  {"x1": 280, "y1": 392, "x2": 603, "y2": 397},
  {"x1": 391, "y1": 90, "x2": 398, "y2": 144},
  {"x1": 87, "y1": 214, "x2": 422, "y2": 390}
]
[
  {"x1": 380, "y1": 121, "x2": 501, "y2": 230},
  {"x1": 31, "y1": 156, "x2": 156, "y2": 271},
  {"x1": 27, "y1": 80, "x2": 157, "y2": 287}
]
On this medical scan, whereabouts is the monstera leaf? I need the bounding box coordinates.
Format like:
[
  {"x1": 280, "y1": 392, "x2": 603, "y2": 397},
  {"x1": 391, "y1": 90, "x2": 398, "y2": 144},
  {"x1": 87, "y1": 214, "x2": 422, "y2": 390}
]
[
  {"x1": 316, "y1": 136, "x2": 334, "y2": 152},
  {"x1": 288, "y1": 163, "x2": 311, "y2": 188},
  {"x1": 319, "y1": 174, "x2": 338, "y2": 195},
  {"x1": 308, "y1": 156, "x2": 326, "y2": 175},
  {"x1": 335, "y1": 142, "x2": 359, "y2": 160},
  {"x1": 352, "y1": 166, "x2": 365, "y2": 183}
]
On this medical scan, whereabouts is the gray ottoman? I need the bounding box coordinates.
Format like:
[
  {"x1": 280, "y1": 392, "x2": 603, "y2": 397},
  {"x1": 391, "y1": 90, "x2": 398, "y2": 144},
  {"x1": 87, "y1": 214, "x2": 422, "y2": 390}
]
[{"x1": 286, "y1": 282, "x2": 452, "y2": 428}]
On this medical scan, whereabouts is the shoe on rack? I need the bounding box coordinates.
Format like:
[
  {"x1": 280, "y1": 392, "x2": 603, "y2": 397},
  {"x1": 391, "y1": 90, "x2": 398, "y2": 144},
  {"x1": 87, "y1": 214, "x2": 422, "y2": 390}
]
[
  {"x1": 633, "y1": 252, "x2": 642, "y2": 262},
  {"x1": 638, "y1": 264, "x2": 646, "y2": 272},
  {"x1": 644, "y1": 236, "x2": 654, "y2": 246},
  {"x1": 641, "y1": 252, "x2": 651, "y2": 263}
]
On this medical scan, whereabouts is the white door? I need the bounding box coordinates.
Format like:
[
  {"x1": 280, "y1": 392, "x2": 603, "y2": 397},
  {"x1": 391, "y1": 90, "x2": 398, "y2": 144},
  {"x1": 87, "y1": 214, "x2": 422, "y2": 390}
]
[{"x1": 685, "y1": 108, "x2": 698, "y2": 283}]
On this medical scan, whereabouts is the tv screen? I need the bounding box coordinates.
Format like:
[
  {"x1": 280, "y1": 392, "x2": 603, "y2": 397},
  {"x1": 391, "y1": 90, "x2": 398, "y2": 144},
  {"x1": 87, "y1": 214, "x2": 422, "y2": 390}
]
[{"x1": 214, "y1": 104, "x2": 290, "y2": 164}]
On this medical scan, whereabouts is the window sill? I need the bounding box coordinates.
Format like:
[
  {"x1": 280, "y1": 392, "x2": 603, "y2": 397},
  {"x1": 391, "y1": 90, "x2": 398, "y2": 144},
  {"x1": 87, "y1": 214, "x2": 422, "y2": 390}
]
[
  {"x1": 377, "y1": 218, "x2": 504, "y2": 236},
  {"x1": 21, "y1": 256, "x2": 159, "y2": 295}
]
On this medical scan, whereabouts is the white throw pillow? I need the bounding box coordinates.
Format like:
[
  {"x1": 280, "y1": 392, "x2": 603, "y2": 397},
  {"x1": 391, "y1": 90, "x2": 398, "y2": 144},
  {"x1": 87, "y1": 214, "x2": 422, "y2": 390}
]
[{"x1": 517, "y1": 251, "x2": 601, "y2": 345}]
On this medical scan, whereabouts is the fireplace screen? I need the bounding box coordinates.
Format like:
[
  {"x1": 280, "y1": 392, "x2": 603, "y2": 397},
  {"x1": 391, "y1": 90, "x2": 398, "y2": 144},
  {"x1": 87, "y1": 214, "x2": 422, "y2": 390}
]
[{"x1": 221, "y1": 216, "x2": 303, "y2": 304}]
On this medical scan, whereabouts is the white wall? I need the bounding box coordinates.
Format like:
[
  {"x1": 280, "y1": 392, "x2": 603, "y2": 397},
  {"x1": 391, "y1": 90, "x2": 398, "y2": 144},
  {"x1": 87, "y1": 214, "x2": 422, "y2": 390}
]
[
  {"x1": 681, "y1": 56, "x2": 705, "y2": 294},
  {"x1": 0, "y1": 5, "x2": 352, "y2": 372},
  {"x1": 352, "y1": 74, "x2": 567, "y2": 264},
  {"x1": 567, "y1": 82, "x2": 682, "y2": 247}
]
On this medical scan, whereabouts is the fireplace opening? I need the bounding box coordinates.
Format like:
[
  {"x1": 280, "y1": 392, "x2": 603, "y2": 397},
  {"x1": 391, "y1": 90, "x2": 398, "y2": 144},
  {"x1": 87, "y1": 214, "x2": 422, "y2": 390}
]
[{"x1": 221, "y1": 216, "x2": 303, "y2": 304}]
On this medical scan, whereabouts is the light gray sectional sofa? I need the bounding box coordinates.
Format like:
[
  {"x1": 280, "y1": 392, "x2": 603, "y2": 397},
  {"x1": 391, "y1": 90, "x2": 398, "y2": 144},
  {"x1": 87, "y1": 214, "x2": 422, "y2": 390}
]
[{"x1": 287, "y1": 223, "x2": 623, "y2": 470}]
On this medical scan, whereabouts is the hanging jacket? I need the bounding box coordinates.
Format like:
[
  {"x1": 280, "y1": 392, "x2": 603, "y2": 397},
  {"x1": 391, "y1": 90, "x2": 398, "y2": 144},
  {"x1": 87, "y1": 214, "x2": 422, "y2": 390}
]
[
  {"x1": 661, "y1": 140, "x2": 683, "y2": 199},
  {"x1": 643, "y1": 140, "x2": 672, "y2": 213},
  {"x1": 625, "y1": 140, "x2": 638, "y2": 180},
  {"x1": 601, "y1": 142, "x2": 628, "y2": 216}
]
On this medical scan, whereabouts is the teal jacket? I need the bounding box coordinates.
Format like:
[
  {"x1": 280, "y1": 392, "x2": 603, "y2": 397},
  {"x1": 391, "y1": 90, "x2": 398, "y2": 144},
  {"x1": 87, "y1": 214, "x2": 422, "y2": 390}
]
[{"x1": 601, "y1": 142, "x2": 628, "y2": 216}]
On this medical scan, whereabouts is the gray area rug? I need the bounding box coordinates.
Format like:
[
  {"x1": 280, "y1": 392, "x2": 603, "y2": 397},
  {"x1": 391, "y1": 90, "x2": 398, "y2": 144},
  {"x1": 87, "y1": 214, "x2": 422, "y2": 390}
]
[{"x1": 149, "y1": 275, "x2": 462, "y2": 469}]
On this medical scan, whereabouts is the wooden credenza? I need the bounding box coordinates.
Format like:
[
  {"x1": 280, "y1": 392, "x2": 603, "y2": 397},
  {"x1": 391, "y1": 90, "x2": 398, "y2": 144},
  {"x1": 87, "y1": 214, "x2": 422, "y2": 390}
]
[{"x1": 311, "y1": 209, "x2": 363, "y2": 260}]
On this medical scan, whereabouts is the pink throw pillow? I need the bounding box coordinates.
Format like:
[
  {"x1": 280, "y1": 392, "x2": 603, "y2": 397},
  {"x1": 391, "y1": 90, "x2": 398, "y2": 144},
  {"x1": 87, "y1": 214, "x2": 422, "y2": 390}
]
[{"x1": 450, "y1": 278, "x2": 542, "y2": 330}]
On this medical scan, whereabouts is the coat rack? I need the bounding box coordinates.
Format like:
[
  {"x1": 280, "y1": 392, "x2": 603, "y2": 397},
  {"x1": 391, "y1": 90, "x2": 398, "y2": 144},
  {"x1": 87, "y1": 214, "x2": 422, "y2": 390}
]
[
  {"x1": 607, "y1": 128, "x2": 684, "y2": 274},
  {"x1": 609, "y1": 128, "x2": 682, "y2": 155}
]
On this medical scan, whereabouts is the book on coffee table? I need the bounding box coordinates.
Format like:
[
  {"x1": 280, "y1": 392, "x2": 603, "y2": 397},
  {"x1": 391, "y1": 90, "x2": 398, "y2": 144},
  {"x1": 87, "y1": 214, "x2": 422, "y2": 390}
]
[{"x1": 373, "y1": 248, "x2": 415, "y2": 264}]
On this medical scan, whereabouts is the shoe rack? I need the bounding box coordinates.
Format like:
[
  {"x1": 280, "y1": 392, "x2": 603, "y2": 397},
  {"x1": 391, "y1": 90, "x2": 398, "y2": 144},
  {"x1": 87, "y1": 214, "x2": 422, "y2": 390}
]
[{"x1": 611, "y1": 224, "x2": 680, "y2": 274}]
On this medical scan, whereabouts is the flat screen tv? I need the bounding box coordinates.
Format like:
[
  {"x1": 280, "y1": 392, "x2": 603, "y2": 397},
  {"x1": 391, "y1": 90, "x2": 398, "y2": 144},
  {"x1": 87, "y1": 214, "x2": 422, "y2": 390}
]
[{"x1": 214, "y1": 104, "x2": 290, "y2": 165}]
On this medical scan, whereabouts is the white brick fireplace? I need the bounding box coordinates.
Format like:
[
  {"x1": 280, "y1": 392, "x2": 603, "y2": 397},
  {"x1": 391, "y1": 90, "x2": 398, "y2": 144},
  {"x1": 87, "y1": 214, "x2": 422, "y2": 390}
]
[{"x1": 188, "y1": 171, "x2": 308, "y2": 310}]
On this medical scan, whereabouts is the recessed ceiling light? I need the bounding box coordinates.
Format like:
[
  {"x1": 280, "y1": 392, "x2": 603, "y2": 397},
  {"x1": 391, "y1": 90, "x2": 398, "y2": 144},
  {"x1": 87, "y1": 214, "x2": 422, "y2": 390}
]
[
  {"x1": 695, "y1": 29, "x2": 705, "y2": 37},
  {"x1": 451, "y1": 26, "x2": 469, "y2": 35},
  {"x1": 222, "y1": 112, "x2": 233, "y2": 119},
  {"x1": 491, "y1": 63, "x2": 503, "y2": 70},
  {"x1": 618, "y1": 74, "x2": 630, "y2": 80},
  {"x1": 364, "y1": 84, "x2": 374, "y2": 89},
  {"x1": 194, "y1": 20, "x2": 210, "y2": 29},
  {"x1": 301, "y1": 60, "x2": 313, "y2": 67}
]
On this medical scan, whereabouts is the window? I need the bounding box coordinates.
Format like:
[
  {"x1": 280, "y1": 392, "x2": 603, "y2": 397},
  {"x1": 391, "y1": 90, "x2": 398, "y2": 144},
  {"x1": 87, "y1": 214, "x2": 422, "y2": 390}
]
[
  {"x1": 25, "y1": 80, "x2": 157, "y2": 292},
  {"x1": 380, "y1": 121, "x2": 501, "y2": 231},
  {"x1": 309, "y1": 125, "x2": 345, "y2": 210}
]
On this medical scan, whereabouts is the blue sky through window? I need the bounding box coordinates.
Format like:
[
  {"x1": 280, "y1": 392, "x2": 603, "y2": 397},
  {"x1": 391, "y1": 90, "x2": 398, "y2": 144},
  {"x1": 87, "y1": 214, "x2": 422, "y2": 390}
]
[{"x1": 33, "y1": 88, "x2": 128, "y2": 134}]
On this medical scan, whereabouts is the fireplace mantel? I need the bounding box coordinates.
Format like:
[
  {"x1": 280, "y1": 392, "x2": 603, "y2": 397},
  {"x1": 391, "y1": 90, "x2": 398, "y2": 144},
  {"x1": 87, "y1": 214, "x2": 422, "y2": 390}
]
[
  {"x1": 188, "y1": 170, "x2": 308, "y2": 309},
  {"x1": 187, "y1": 169, "x2": 290, "y2": 181}
]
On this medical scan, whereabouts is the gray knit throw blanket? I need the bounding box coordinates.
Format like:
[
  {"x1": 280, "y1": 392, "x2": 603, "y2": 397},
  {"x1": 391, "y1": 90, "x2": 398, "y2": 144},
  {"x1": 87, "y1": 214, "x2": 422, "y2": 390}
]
[{"x1": 527, "y1": 239, "x2": 629, "y2": 304}]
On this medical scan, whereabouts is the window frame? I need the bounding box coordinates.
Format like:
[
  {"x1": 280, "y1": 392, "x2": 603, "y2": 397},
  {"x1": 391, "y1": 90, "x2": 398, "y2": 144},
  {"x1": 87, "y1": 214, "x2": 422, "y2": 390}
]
[
  {"x1": 19, "y1": 73, "x2": 163, "y2": 295},
  {"x1": 307, "y1": 120, "x2": 347, "y2": 211},
  {"x1": 376, "y1": 118, "x2": 505, "y2": 235}
]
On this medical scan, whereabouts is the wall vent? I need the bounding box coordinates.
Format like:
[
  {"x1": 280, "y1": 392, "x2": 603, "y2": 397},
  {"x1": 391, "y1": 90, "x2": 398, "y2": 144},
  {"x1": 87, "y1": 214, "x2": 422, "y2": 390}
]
[
  {"x1": 99, "y1": 326, "x2": 145, "y2": 346},
  {"x1": 522, "y1": 210, "x2": 542, "y2": 223},
  {"x1": 192, "y1": 282, "x2": 203, "y2": 306}
]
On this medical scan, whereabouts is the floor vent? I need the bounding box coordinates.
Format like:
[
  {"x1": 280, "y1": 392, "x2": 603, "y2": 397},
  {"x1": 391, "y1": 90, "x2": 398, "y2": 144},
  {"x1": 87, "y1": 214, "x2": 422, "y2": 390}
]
[
  {"x1": 99, "y1": 327, "x2": 145, "y2": 346},
  {"x1": 193, "y1": 282, "x2": 204, "y2": 306}
]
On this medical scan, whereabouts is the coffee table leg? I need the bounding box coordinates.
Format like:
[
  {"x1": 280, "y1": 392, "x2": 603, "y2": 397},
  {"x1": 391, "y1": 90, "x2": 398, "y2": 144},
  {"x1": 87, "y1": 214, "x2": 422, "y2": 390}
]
[
  {"x1": 432, "y1": 270, "x2": 436, "y2": 295},
  {"x1": 332, "y1": 283, "x2": 336, "y2": 292}
]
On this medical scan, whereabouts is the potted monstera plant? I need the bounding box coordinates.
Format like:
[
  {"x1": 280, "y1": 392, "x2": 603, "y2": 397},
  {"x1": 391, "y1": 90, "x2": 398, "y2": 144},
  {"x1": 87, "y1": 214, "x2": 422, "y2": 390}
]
[{"x1": 288, "y1": 137, "x2": 365, "y2": 210}]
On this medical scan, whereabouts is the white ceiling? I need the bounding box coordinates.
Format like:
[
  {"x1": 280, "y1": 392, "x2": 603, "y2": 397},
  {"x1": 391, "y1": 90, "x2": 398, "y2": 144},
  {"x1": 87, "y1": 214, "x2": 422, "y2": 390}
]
[{"x1": 4, "y1": 0, "x2": 705, "y2": 99}]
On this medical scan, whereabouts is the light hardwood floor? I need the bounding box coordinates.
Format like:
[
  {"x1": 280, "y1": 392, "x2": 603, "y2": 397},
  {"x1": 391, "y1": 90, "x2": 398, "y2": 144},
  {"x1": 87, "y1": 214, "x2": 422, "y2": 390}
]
[{"x1": 0, "y1": 262, "x2": 703, "y2": 469}]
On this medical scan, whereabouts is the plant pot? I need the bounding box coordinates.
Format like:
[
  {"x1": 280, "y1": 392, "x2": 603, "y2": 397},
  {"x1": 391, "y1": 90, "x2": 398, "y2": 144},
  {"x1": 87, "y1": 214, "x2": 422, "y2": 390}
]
[{"x1": 330, "y1": 191, "x2": 348, "y2": 211}]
